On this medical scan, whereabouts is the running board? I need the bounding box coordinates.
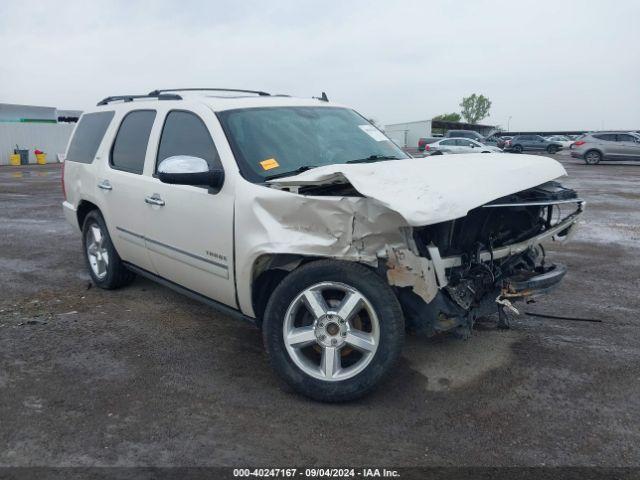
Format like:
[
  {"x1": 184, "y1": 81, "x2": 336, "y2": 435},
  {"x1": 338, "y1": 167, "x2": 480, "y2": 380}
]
[{"x1": 123, "y1": 262, "x2": 256, "y2": 326}]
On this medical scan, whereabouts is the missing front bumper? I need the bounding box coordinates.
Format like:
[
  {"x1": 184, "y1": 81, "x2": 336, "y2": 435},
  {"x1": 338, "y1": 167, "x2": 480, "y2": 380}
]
[{"x1": 502, "y1": 263, "x2": 567, "y2": 299}]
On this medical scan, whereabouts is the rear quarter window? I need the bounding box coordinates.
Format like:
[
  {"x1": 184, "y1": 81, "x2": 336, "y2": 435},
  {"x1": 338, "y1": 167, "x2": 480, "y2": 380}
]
[
  {"x1": 66, "y1": 112, "x2": 115, "y2": 164},
  {"x1": 593, "y1": 134, "x2": 616, "y2": 141}
]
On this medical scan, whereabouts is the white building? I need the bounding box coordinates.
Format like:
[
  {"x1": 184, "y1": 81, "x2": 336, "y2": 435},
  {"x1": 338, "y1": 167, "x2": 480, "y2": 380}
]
[
  {"x1": 0, "y1": 103, "x2": 81, "y2": 165},
  {"x1": 383, "y1": 120, "x2": 432, "y2": 149}
]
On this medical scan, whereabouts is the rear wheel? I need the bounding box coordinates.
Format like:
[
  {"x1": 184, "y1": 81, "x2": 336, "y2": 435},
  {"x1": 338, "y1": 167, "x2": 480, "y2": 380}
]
[
  {"x1": 263, "y1": 260, "x2": 404, "y2": 402},
  {"x1": 512, "y1": 145, "x2": 523, "y2": 153},
  {"x1": 584, "y1": 150, "x2": 601, "y2": 165},
  {"x1": 82, "y1": 210, "x2": 135, "y2": 289}
]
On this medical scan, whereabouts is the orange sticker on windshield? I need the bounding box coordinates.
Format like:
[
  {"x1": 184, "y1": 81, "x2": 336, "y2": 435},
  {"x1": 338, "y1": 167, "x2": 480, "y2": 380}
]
[{"x1": 260, "y1": 158, "x2": 280, "y2": 170}]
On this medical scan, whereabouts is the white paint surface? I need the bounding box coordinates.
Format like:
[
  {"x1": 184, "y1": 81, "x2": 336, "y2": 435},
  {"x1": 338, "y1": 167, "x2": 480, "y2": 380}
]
[{"x1": 270, "y1": 154, "x2": 567, "y2": 226}]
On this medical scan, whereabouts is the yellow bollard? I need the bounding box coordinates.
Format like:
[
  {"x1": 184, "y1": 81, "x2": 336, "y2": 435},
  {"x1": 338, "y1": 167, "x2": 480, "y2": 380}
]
[
  {"x1": 36, "y1": 153, "x2": 47, "y2": 165},
  {"x1": 9, "y1": 154, "x2": 21, "y2": 166}
]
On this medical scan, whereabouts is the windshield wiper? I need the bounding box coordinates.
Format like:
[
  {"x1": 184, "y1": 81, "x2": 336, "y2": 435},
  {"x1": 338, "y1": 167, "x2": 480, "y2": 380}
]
[
  {"x1": 346, "y1": 155, "x2": 399, "y2": 164},
  {"x1": 264, "y1": 165, "x2": 318, "y2": 181}
]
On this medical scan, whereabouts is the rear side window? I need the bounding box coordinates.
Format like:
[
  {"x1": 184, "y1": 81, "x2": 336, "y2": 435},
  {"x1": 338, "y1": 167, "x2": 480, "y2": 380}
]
[
  {"x1": 110, "y1": 110, "x2": 156, "y2": 174},
  {"x1": 156, "y1": 111, "x2": 221, "y2": 170},
  {"x1": 66, "y1": 112, "x2": 115, "y2": 164},
  {"x1": 593, "y1": 134, "x2": 616, "y2": 141}
]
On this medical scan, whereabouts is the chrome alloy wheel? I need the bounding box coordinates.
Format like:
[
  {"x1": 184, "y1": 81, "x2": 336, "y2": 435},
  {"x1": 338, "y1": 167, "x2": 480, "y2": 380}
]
[
  {"x1": 85, "y1": 223, "x2": 109, "y2": 280},
  {"x1": 283, "y1": 282, "x2": 380, "y2": 382}
]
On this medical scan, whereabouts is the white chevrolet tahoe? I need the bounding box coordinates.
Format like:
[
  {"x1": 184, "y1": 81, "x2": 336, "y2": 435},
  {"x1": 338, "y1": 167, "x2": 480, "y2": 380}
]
[{"x1": 62, "y1": 88, "x2": 584, "y2": 402}]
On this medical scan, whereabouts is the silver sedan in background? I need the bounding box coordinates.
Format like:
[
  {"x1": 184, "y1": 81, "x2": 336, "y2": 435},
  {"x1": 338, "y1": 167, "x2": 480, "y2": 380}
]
[{"x1": 424, "y1": 137, "x2": 503, "y2": 155}]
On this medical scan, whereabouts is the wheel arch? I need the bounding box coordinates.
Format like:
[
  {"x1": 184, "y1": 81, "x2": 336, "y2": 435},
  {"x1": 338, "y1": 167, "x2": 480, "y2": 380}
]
[
  {"x1": 584, "y1": 148, "x2": 603, "y2": 160},
  {"x1": 249, "y1": 253, "x2": 385, "y2": 326},
  {"x1": 251, "y1": 253, "x2": 320, "y2": 326},
  {"x1": 76, "y1": 200, "x2": 100, "y2": 230}
]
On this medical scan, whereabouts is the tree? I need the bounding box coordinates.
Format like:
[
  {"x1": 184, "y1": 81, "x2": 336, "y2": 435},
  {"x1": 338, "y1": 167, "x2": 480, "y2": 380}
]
[
  {"x1": 459, "y1": 94, "x2": 492, "y2": 124},
  {"x1": 433, "y1": 112, "x2": 461, "y2": 122}
]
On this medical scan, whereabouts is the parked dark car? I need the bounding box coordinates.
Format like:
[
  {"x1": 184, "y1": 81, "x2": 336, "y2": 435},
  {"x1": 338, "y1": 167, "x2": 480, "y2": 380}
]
[
  {"x1": 504, "y1": 135, "x2": 563, "y2": 154},
  {"x1": 496, "y1": 135, "x2": 512, "y2": 149}
]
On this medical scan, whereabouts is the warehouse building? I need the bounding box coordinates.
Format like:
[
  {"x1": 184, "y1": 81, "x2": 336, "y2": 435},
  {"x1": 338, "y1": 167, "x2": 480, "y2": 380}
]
[{"x1": 0, "y1": 103, "x2": 81, "y2": 165}]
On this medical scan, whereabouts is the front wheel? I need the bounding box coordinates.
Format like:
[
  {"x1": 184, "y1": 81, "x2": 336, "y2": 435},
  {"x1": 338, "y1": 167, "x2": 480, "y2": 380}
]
[
  {"x1": 547, "y1": 145, "x2": 558, "y2": 154},
  {"x1": 263, "y1": 260, "x2": 404, "y2": 402}
]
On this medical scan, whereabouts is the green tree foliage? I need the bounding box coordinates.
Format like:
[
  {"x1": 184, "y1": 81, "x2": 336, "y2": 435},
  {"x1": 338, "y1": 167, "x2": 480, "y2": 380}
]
[
  {"x1": 432, "y1": 112, "x2": 462, "y2": 122},
  {"x1": 459, "y1": 94, "x2": 492, "y2": 124}
]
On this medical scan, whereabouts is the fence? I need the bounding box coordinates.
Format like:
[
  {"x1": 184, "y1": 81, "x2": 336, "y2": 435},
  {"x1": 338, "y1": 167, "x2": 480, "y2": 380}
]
[{"x1": 0, "y1": 123, "x2": 76, "y2": 165}]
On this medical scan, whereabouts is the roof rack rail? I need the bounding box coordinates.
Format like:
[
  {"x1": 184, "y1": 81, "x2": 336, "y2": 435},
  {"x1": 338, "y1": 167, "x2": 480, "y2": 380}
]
[
  {"x1": 148, "y1": 88, "x2": 271, "y2": 97},
  {"x1": 97, "y1": 92, "x2": 182, "y2": 106},
  {"x1": 313, "y1": 91, "x2": 329, "y2": 102}
]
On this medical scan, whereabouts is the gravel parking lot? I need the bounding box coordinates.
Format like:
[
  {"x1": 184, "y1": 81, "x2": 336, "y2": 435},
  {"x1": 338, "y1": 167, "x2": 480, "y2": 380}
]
[{"x1": 1, "y1": 157, "x2": 639, "y2": 467}]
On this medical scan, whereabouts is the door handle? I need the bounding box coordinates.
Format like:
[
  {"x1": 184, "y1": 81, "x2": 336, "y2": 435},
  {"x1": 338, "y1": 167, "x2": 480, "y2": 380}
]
[
  {"x1": 144, "y1": 194, "x2": 165, "y2": 207},
  {"x1": 98, "y1": 180, "x2": 113, "y2": 191}
]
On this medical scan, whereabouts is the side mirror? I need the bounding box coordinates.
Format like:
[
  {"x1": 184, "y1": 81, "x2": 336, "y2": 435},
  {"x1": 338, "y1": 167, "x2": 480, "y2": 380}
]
[{"x1": 157, "y1": 156, "x2": 224, "y2": 190}]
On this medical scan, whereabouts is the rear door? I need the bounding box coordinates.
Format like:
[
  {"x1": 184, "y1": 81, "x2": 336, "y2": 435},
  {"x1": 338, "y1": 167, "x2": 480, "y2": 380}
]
[
  {"x1": 594, "y1": 133, "x2": 620, "y2": 158},
  {"x1": 143, "y1": 106, "x2": 236, "y2": 307},
  {"x1": 97, "y1": 110, "x2": 158, "y2": 273},
  {"x1": 518, "y1": 136, "x2": 531, "y2": 150},
  {"x1": 438, "y1": 139, "x2": 459, "y2": 153}
]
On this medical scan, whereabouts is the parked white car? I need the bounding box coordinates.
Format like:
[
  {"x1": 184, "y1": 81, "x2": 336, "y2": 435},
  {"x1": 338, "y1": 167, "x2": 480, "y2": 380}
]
[
  {"x1": 425, "y1": 137, "x2": 502, "y2": 154},
  {"x1": 62, "y1": 88, "x2": 584, "y2": 402},
  {"x1": 545, "y1": 135, "x2": 574, "y2": 149}
]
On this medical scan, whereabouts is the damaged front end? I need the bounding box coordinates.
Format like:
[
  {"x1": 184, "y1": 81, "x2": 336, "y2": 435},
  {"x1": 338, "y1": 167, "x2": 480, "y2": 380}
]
[{"x1": 387, "y1": 181, "x2": 585, "y2": 336}]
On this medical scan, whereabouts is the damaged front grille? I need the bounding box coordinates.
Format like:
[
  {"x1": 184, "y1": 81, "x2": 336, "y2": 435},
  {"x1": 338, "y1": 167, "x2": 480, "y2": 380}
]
[
  {"x1": 413, "y1": 181, "x2": 581, "y2": 258},
  {"x1": 400, "y1": 181, "x2": 583, "y2": 335}
]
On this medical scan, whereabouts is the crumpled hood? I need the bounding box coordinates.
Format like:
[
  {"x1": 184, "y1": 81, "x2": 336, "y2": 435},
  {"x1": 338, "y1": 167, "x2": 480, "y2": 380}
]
[{"x1": 268, "y1": 154, "x2": 567, "y2": 226}]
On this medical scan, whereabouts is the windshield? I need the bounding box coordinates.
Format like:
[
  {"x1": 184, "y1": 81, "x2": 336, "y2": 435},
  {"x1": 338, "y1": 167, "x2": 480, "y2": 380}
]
[{"x1": 217, "y1": 106, "x2": 409, "y2": 182}]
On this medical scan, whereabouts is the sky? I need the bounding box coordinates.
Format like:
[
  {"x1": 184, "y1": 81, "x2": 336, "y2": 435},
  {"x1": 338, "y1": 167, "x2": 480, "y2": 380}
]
[{"x1": 0, "y1": 0, "x2": 638, "y2": 131}]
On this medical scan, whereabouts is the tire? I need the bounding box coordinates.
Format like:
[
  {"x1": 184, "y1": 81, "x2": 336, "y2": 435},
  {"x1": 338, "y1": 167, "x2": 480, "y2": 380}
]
[
  {"x1": 263, "y1": 260, "x2": 404, "y2": 402},
  {"x1": 513, "y1": 145, "x2": 523, "y2": 153},
  {"x1": 82, "y1": 209, "x2": 135, "y2": 289},
  {"x1": 584, "y1": 150, "x2": 602, "y2": 165},
  {"x1": 547, "y1": 145, "x2": 558, "y2": 154}
]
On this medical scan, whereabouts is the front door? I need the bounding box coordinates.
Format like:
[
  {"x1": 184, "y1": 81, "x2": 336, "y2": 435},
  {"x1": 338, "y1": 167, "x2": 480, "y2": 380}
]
[
  {"x1": 456, "y1": 139, "x2": 476, "y2": 153},
  {"x1": 143, "y1": 108, "x2": 236, "y2": 308},
  {"x1": 615, "y1": 134, "x2": 640, "y2": 159}
]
